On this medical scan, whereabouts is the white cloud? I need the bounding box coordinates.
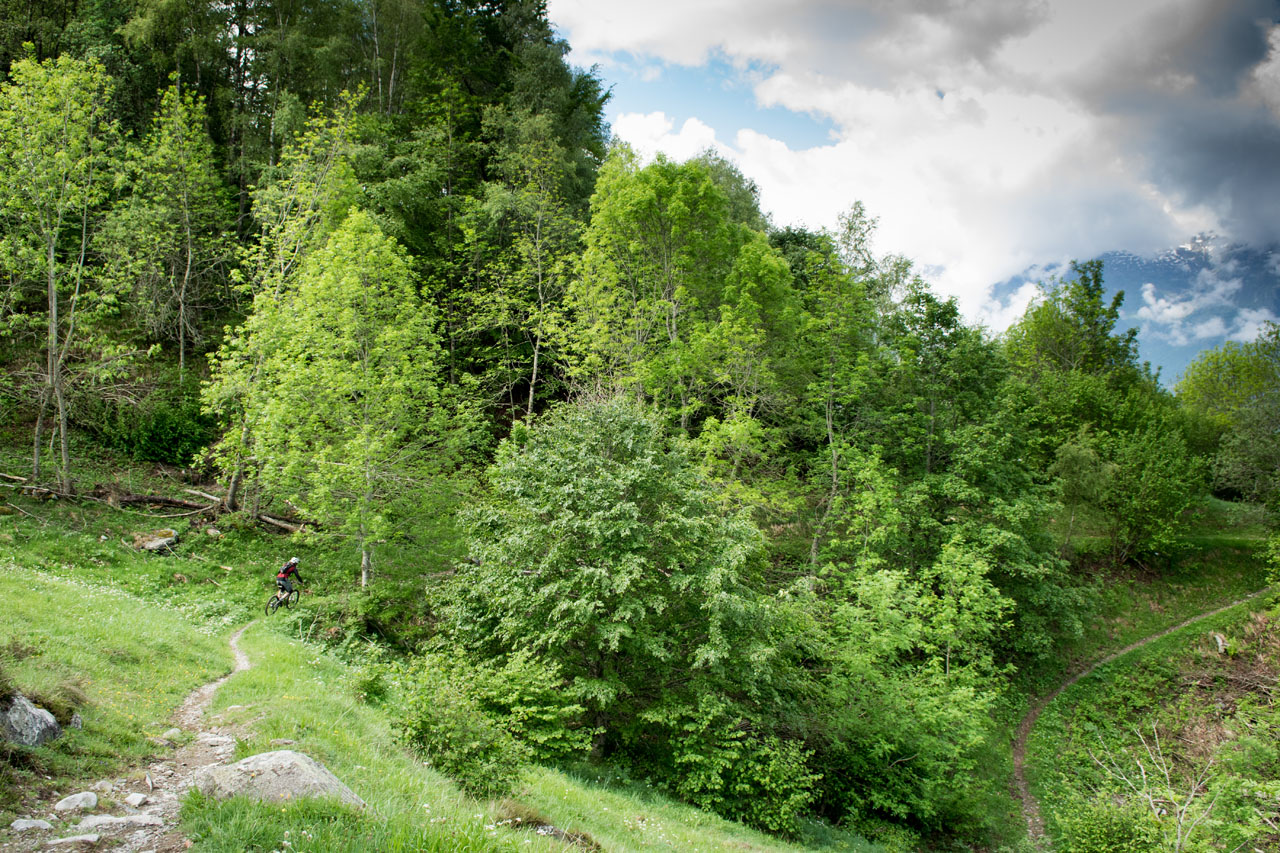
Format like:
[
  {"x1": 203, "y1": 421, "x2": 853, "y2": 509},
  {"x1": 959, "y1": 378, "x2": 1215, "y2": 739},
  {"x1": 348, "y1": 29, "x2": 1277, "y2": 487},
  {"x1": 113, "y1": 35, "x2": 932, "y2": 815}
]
[
  {"x1": 548, "y1": 0, "x2": 1280, "y2": 331},
  {"x1": 1192, "y1": 316, "x2": 1228, "y2": 339},
  {"x1": 1137, "y1": 264, "x2": 1255, "y2": 345},
  {"x1": 1231, "y1": 308, "x2": 1280, "y2": 341},
  {"x1": 612, "y1": 113, "x2": 723, "y2": 162}
]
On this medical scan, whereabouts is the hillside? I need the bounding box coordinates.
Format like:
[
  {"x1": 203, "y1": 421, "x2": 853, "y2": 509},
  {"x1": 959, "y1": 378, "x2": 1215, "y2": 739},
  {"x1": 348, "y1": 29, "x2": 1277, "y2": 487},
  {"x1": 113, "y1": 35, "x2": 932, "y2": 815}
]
[
  {"x1": 0, "y1": 482, "x2": 881, "y2": 852},
  {"x1": 1, "y1": 2, "x2": 1278, "y2": 848}
]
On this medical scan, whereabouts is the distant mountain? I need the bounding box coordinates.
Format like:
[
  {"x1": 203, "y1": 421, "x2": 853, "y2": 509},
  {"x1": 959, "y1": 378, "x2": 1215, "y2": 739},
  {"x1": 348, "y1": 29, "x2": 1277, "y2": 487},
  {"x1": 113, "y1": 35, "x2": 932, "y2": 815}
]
[{"x1": 991, "y1": 237, "x2": 1280, "y2": 385}]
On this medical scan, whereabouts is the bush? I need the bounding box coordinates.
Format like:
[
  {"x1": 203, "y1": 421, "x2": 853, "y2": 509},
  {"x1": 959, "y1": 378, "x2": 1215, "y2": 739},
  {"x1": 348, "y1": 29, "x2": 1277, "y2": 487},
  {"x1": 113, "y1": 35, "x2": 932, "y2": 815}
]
[
  {"x1": 74, "y1": 375, "x2": 215, "y2": 465},
  {"x1": 640, "y1": 699, "x2": 821, "y2": 836},
  {"x1": 1056, "y1": 795, "x2": 1162, "y2": 853},
  {"x1": 675, "y1": 730, "x2": 819, "y2": 835},
  {"x1": 467, "y1": 651, "x2": 594, "y2": 764},
  {"x1": 394, "y1": 660, "x2": 528, "y2": 799}
]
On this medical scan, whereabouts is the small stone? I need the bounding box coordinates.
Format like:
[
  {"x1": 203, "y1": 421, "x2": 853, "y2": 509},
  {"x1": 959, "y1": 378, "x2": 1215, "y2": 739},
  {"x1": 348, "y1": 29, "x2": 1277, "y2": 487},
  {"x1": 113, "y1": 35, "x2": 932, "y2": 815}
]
[
  {"x1": 131, "y1": 528, "x2": 179, "y2": 551},
  {"x1": 206, "y1": 527, "x2": 222, "y2": 538},
  {"x1": 270, "y1": 738, "x2": 296, "y2": 746},
  {"x1": 54, "y1": 792, "x2": 97, "y2": 812},
  {"x1": 69, "y1": 713, "x2": 83, "y2": 729},
  {"x1": 161, "y1": 727, "x2": 183, "y2": 741},
  {"x1": 124, "y1": 793, "x2": 148, "y2": 807},
  {"x1": 11, "y1": 818, "x2": 53, "y2": 831},
  {"x1": 78, "y1": 813, "x2": 163, "y2": 829},
  {"x1": 90, "y1": 781, "x2": 113, "y2": 792},
  {"x1": 44, "y1": 834, "x2": 100, "y2": 847}
]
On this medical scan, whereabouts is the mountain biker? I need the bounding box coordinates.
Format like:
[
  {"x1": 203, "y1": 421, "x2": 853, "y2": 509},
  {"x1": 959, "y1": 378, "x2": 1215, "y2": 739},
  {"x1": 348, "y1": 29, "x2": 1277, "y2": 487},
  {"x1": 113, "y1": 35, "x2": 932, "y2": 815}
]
[{"x1": 275, "y1": 556, "x2": 303, "y2": 601}]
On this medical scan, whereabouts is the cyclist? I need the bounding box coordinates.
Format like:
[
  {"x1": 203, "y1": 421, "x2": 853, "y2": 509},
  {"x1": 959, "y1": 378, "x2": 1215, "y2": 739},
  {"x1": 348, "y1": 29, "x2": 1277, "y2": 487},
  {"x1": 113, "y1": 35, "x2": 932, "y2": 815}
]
[{"x1": 274, "y1": 556, "x2": 304, "y2": 602}]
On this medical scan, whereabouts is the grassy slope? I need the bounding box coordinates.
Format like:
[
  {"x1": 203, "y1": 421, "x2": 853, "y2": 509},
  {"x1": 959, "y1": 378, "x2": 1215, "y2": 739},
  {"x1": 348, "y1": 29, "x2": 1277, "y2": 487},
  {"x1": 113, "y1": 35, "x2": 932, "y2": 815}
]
[
  {"x1": 0, "y1": 563, "x2": 229, "y2": 814},
  {"x1": 0, "y1": 447, "x2": 879, "y2": 852},
  {"x1": 187, "y1": 621, "x2": 877, "y2": 852},
  {"x1": 1022, "y1": 496, "x2": 1277, "y2": 850},
  {"x1": 1035, "y1": 499, "x2": 1271, "y2": 685}
]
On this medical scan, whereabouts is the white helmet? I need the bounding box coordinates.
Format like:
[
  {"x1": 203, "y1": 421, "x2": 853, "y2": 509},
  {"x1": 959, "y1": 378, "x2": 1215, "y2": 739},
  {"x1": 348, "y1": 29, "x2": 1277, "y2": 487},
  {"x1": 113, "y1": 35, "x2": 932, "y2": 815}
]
[{"x1": 288, "y1": 557, "x2": 299, "y2": 565}]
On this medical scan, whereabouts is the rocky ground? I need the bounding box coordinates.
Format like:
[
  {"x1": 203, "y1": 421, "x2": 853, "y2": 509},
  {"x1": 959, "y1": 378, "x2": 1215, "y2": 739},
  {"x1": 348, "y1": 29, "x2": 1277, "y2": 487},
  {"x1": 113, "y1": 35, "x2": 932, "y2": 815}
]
[{"x1": 2, "y1": 625, "x2": 251, "y2": 852}]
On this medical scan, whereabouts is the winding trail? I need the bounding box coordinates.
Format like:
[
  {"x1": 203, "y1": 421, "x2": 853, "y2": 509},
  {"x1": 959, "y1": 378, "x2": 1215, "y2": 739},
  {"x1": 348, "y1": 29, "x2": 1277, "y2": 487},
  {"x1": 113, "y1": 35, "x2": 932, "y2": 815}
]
[
  {"x1": 3, "y1": 622, "x2": 255, "y2": 853},
  {"x1": 1011, "y1": 587, "x2": 1273, "y2": 846}
]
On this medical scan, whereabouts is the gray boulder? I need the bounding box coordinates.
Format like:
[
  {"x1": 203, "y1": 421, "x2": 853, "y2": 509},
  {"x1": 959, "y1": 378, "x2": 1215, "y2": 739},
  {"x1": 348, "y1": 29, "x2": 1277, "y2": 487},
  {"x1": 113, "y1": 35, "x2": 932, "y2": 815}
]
[
  {"x1": 10, "y1": 818, "x2": 53, "y2": 831},
  {"x1": 1, "y1": 694, "x2": 61, "y2": 747},
  {"x1": 194, "y1": 750, "x2": 364, "y2": 808},
  {"x1": 54, "y1": 792, "x2": 97, "y2": 812},
  {"x1": 131, "y1": 528, "x2": 179, "y2": 551}
]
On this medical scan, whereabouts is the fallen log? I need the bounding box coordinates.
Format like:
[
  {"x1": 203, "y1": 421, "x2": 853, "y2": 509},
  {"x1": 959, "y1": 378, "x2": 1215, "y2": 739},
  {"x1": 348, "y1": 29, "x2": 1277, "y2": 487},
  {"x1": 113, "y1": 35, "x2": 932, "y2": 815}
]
[
  {"x1": 0, "y1": 472, "x2": 29, "y2": 483},
  {"x1": 257, "y1": 513, "x2": 306, "y2": 533},
  {"x1": 116, "y1": 494, "x2": 212, "y2": 511}
]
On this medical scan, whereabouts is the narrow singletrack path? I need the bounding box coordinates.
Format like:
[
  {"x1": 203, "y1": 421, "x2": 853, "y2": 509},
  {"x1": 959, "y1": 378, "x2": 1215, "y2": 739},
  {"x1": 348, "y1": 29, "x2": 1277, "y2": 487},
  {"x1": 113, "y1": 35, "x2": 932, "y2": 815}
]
[
  {"x1": 1012, "y1": 587, "x2": 1273, "y2": 846},
  {"x1": 2, "y1": 621, "x2": 256, "y2": 853}
]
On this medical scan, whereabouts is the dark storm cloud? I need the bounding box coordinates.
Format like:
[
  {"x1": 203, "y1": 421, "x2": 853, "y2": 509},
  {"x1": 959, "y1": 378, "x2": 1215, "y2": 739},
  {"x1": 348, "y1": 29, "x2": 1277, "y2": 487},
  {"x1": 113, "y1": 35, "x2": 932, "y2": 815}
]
[
  {"x1": 777, "y1": 0, "x2": 1049, "y2": 87},
  {"x1": 1081, "y1": 0, "x2": 1280, "y2": 244}
]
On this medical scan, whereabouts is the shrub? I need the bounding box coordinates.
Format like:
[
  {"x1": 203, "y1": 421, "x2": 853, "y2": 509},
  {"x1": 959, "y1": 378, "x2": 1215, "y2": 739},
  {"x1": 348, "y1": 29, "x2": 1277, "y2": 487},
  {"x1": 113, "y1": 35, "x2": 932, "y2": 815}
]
[
  {"x1": 674, "y1": 729, "x2": 820, "y2": 835},
  {"x1": 467, "y1": 651, "x2": 594, "y2": 764},
  {"x1": 74, "y1": 375, "x2": 215, "y2": 465},
  {"x1": 394, "y1": 661, "x2": 528, "y2": 799},
  {"x1": 1056, "y1": 795, "x2": 1162, "y2": 853},
  {"x1": 640, "y1": 698, "x2": 821, "y2": 836}
]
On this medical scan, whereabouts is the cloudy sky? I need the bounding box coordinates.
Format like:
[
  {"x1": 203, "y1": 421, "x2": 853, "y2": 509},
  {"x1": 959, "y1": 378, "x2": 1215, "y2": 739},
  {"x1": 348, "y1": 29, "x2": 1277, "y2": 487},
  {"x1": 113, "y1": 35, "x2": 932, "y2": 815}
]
[{"x1": 546, "y1": 0, "x2": 1280, "y2": 375}]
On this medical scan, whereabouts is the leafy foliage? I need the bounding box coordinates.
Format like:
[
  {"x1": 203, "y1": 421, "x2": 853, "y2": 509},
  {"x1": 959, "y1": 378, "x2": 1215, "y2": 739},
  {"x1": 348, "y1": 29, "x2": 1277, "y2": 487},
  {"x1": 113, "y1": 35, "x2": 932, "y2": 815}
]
[
  {"x1": 395, "y1": 658, "x2": 530, "y2": 799},
  {"x1": 446, "y1": 398, "x2": 777, "y2": 741}
]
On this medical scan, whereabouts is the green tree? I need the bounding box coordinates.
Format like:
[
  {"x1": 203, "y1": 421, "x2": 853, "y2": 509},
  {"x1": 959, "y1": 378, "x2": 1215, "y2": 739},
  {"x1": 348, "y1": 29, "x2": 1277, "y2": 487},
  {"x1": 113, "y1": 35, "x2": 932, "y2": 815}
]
[
  {"x1": 103, "y1": 78, "x2": 232, "y2": 374},
  {"x1": 1176, "y1": 328, "x2": 1280, "y2": 427},
  {"x1": 571, "y1": 147, "x2": 737, "y2": 425},
  {"x1": 246, "y1": 209, "x2": 472, "y2": 586},
  {"x1": 459, "y1": 108, "x2": 580, "y2": 416},
  {"x1": 445, "y1": 398, "x2": 777, "y2": 754},
  {"x1": 203, "y1": 94, "x2": 360, "y2": 511},
  {"x1": 1101, "y1": 418, "x2": 1202, "y2": 563},
  {"x1": 1005, "y1": 259, "x2": 1140, "y2": 381},
  {"x1": 1178, "y1": 323, "x2": 1280, "y2": 510},
  {"x1": 0, "y1": 52, "x2": 121, "y2": 492}
]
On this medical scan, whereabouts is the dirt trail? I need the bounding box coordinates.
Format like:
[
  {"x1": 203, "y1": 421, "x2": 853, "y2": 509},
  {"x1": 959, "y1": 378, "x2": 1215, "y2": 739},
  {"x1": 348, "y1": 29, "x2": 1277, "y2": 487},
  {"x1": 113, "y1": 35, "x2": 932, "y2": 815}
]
[
  {"x1": 1011, "y1": 586, "x2": 1273, "y2": 846},
  {"x1": 3, "y1": 623, "x2": 254, "y2": 853}
]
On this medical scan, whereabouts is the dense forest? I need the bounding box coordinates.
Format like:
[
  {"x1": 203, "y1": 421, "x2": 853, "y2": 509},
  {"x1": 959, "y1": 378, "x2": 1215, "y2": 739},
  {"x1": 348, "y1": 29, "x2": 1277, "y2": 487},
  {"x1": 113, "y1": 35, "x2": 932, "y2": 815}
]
[{"x1": 1, "y1": 1, "x2": 1278, "y2": 848}]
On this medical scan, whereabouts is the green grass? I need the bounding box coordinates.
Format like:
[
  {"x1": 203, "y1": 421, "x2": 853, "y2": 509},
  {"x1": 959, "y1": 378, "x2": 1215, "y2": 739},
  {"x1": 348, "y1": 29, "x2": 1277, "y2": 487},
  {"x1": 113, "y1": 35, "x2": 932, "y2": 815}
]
[
  {"x1": 1026, "y1": 595, "x2": 1280, "y2": 851},
  {"x1": 0, "y1": 562, "x2": 230, "y2": 818},
  {"x1": 1058, "y1": 537, "x2": 1271, "y2": 674},
  {"x1": 188, "y1": 620, "x2": 881, "y2": 852}
]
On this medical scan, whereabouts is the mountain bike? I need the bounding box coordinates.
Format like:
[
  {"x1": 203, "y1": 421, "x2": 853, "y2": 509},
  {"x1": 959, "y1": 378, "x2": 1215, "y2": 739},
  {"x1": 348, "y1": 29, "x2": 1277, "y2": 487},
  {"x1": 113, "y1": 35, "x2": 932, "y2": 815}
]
[{"x1": 265, "y1": 587, "x2": 301, "y2": 615}]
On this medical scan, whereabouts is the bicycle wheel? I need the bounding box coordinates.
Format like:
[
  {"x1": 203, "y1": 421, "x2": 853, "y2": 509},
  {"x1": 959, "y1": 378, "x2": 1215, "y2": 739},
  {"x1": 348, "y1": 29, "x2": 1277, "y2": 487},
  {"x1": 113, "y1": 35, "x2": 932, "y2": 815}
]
[
  {"x1": 265, "y1": 594, "x2": 280, "y2": 616},
  {"x1": 286, "y1": 588, "x2": 301, "y2": 608}
]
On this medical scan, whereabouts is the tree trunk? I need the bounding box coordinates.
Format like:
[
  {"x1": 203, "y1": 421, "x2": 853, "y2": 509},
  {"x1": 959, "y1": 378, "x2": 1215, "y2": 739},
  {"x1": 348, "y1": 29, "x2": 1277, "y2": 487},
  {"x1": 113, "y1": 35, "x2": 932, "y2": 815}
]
[
  {"x1": 360, "y1": 545, "x2": 371, "y2": 589},
  {"x1": 526, "y1": 333, "x2": 541, "y2": 417},
  {"x1": 54, "y1": 377, "x2": 71, "y2": 494},
  {"x1": 31, "y1": 387, "x2": 49, "y2": 480}
]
